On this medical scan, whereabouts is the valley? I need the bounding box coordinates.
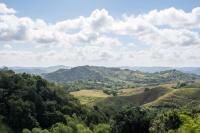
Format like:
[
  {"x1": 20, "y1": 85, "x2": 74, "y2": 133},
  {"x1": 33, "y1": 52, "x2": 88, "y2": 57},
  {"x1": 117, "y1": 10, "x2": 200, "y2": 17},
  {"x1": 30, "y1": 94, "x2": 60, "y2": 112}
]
[
  {"x1": 1, "y1": 1, "x2": 199, "y2": 133},
  {"x1": 1, "y1": 66, "x2": 200, "y2": 133}
]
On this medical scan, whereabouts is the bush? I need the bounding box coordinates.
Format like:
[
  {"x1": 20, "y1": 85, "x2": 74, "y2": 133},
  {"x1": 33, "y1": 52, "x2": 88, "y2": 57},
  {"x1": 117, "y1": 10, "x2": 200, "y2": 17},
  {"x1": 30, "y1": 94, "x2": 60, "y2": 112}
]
[
  {"x1": 111, "y1": 106, "x2": 150, "y2": 133},
  {"x1": 22, "y1": 129, "x2": 32, "y2": 133},
  {"x1": 94, "y1": 124, "x2": 110, "y2": 133},
  {"x1": 150, "y1": 110, "x2": 181, "y2": 133}
]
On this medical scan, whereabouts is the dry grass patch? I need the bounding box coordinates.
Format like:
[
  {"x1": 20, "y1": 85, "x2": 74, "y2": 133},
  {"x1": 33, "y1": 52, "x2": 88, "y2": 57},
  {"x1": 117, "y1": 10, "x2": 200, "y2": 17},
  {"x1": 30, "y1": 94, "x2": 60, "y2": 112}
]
[{"x1": 70, "y1": 89, "x2": 110, "y2": 97}]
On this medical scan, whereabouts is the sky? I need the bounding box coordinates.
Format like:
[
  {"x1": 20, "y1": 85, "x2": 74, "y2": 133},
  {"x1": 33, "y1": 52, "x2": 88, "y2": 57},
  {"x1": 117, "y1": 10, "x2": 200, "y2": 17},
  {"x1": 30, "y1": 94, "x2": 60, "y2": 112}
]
[{"x1": 0, "y1": 0, "x2": 200, "y2": 67}]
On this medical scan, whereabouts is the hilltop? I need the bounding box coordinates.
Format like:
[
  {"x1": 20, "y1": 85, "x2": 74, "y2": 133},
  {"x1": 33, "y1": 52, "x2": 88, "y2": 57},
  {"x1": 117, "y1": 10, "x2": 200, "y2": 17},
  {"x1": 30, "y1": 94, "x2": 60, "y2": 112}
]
[{"x1": 43, "y1": 66, "x2": 200, "y2": 91}]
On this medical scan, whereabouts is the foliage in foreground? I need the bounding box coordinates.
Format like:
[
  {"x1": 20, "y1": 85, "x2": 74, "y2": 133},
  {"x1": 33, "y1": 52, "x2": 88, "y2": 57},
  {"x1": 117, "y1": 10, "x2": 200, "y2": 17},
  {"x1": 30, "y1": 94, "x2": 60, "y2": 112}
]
[
  {"x1": 22, "y1": 115, "x2": 111, "y2": 133},
  {"x1": 111, "y1": 107, "x2": 150, "y2": 133},
  {"x1": 0, "y1": 69, "x2": 107, "y2": 133}
]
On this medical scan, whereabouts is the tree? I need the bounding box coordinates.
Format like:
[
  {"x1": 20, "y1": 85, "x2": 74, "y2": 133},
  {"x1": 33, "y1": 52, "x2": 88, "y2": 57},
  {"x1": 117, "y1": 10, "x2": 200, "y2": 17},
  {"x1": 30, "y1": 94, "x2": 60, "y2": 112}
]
[
  {"x1": 22, "y1": 129, "x2": 31, "y2": 133},
  {"x1": 168, "y1": 113, "x2": 200, "y2": 133},
  {"x1": 50, "y1": 123, "x2": 73, "y2": 133},
  {"x1": 0, "y1": 70, "x2": 107, "y2": 132},
  {"x1": 76, "y1": 124, "x2": 93, "y2": 133},
  {"x1": 0, "y1": 117, "x2": 12, "y2": 133},
  {"x1": 94, "y1": 124, "x2": 110, "y2": 133},
  {"x1": 111, "y1": 106, "x2": 150, "y2": 133},
  {"x1": 150, "y1": 110, "x2": 181, "y2": 133}
]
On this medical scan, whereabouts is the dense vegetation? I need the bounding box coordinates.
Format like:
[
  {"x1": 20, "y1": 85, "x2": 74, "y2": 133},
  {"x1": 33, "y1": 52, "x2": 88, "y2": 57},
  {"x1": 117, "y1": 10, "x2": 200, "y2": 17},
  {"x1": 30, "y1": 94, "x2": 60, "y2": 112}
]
[
  {"x1": 1, "y1": 67, "x2": 200, "y2": 133},
  {"x1": 44, "y1": 66, "x2": 200, "y2": 91},
  {"x1": 0, "y1": 69, "x2": 107, "y2": 133}
]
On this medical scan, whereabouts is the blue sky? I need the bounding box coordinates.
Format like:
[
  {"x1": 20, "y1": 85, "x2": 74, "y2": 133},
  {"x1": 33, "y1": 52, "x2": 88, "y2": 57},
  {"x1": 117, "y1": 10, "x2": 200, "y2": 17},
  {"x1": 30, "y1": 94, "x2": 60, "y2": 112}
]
[
  {"x1": 2, "y1": 0, "x2": 199, "y2": 22},
  {"x1": 0, "y1": 0, "x2": 200, "y2": 67}
]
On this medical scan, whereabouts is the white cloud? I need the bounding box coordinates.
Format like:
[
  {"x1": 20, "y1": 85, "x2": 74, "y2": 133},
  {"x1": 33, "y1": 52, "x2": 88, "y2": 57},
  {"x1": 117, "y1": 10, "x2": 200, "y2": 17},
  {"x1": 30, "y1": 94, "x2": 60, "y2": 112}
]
[
  {"x1": 110, "y1": 16, "x2": 200, "y2": 47},
  {"x1": 140, "y1": 7, "x2": 200, "y2": 29},
  {"x1": 88, "y1": 9, "x2": 114, "y2": 31},
  {"x1": 0, "y1": 15, "x2": 33, "y2": 41},
  {"x1": 1, "y1": 5, "x2": 199, "y2": 47},
  {"x1": 136, "y1": 28, "x2": 200, "y2": 46},
  {"x1": 3, "y1": 44, "x2": 12, "y2": 49},
  {"x1": 0, "y1": 2, "x2": 200, "y2": 67},
  {"x1": 0, "y1": 3, "x2": 16, "y2": 14}
]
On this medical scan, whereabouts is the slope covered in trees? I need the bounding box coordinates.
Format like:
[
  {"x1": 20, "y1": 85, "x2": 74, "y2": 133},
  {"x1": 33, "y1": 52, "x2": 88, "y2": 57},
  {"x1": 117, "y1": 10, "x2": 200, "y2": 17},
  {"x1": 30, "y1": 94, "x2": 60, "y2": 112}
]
[
  {"x1": 0, "y1": 69, "x2": 107, "y2": 133},
  {"x1": 44, "y1": 66, "x2": 200, "y2": 91}
]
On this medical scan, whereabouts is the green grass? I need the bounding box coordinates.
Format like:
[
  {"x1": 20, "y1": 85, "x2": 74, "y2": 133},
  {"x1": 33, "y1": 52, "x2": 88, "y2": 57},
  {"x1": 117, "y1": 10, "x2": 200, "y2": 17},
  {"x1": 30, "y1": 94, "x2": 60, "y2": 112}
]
[
  {"x1": 71, "y1": 87, "x2": 146, "y2": 105},
  {"x1": 70, "y1": 83, "x2": 200, "y2": 114},
  {"x1": 117, "y1": 88, "x2": 145, "y2": 96},
  {"x1": 144, "y1": 88, "x2": 200, "y2": 108},
  {"x1": 70, "y1": 89, "x2": 110, "y2": 105},
  {"x1": 95, "y1": 87, "x2": 171, "y2": 114},
  {"x1": 74, "y1": 96, "x2": 105, "y2": 106}
]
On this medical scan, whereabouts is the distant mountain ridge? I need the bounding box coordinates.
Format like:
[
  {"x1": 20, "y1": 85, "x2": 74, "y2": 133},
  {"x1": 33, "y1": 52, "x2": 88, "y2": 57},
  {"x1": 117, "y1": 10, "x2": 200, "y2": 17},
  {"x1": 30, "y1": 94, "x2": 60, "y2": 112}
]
[
  {"x1": 0, "y1": 65, "x2": 70, "y2": 75},
  {"x1": 44, "y1": 66, "x2": 200, "y2": 87},
  {"x1": 2, "y1": 65, "x2": 200, "y2": 75},
  {"x1": 44, "y1": 66, "x2": 105, "y2": 82},
  {"x1": 121, "y1": 66, "x2": 200, "y2": 75}
]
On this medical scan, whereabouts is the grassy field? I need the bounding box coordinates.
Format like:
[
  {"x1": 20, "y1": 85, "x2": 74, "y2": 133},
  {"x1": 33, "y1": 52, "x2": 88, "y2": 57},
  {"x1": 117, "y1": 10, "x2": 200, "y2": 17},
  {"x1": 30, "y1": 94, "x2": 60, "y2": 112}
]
[
  {"x1": 70, "y1": 83, "x2": 200, "y2": 113},
  {"x1": 118, "y1": 88, "x2": 145, "y2": 96},
  {"x1": 70, "y1": 87, "x2": 145, "y2": 105},
  {"x1": 95, "y1": 86, "x2": 171, "y2": 114},
  {"x1": 70, "y1": 89, "x2": 110, "y2": 97},
  {"x1": 144, "y1": 88, "x2": 200, "y2": 108},
  {"x1": 158, "y1": 83, "x2": 176, "y2": 89},
  {"x1": 70, "y1": 89, "x2": 110, "y2": 105}
]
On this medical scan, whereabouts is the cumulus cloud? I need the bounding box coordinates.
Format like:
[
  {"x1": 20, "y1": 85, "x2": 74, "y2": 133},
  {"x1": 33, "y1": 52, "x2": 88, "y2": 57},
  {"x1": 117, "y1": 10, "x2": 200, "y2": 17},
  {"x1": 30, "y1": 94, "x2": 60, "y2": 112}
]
[
  {"x1": 0, "y1": 4, "x2": 200, "y2": 47},
  {"x1": 110, "y1": 16, "x2": 200, "y2": 46},
  {"x1": 0, "y1": 2, "x2": 200, "y2": 66},
  {"x1": 0, "y1": 3, "x2": 16, "y2": 14},
  {"x1": 135, "y1": 28, "x2": 200, "y2": 46},
  {"x1": 141, "y1": 7, "x2": 200, "y2": 29},
  {"x1": 0, "y1": 15, "x2": 33, "y2": 41}
]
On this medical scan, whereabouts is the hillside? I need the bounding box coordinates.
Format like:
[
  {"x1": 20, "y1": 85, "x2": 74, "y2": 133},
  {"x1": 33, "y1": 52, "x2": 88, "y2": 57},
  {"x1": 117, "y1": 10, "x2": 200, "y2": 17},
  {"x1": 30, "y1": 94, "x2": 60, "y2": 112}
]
[
  {"x1": 121, "y1": 66, "x2": 200, "y2": 75},
  {"x1": 94, "y1": 87, "x2": 171, "y2": 115},
  {"x1": 44, "y1": 66, "x2": 200, "y2": 91},
  {"x1": 44, "y1": 66, "x2": 105, "y2": 82},
  {"x1": 145, "y1": 87, "x2": 200, "y2": 109},
  {"x1": 71, "y1": 84, "x2": 200, "y2": 116},
  {"x1": 0, "y1": 69, "x2": 107, "y2": 133}
]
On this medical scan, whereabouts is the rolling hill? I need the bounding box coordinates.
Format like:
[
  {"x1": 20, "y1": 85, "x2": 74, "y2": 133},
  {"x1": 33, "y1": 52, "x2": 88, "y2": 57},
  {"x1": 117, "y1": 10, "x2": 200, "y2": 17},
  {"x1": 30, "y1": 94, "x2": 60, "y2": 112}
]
[
  {"x1": 43, "y1": 66, "x2": 105, "y2": 82},
  {"x1": 44, "y1": 66, "x2": 200, "y2": 90},
  {"x1": 92, "y1": 86, "x2": 172, "y2": 114},
  {"x1": 121, "y1": 66, "x2": 200, "y2": 75},
  {"x1": 144, "y1": 81, "x2": 200, "y2": 108}
]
